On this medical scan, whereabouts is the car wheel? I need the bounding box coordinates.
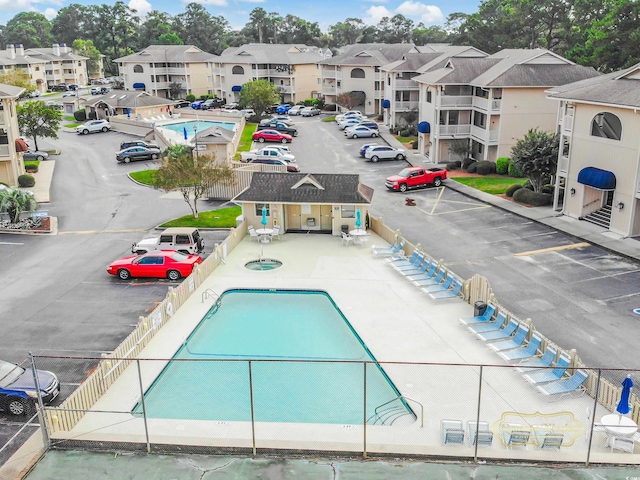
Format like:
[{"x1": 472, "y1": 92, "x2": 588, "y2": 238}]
[
  {"x1": 82, "y1": 129, "x2": 89, "y2": 135},
  {"x1": 167, "y1": 270, "x2": 181, "y2": 281},
  {"x1": 372, "y1": 132, "x2": 377, "y2": 137},
  {"x1": 433, "y1": 177, "x2": 442, "y2": 187},
  {"x1": 352, "y1": 134, "x2": 358, "y2": 139},
  {"x1": 396, "y1": 154, "x2": 406, "y2": 160},
  {"x1": 7, "y1": 398, "x2": 29, "y2": 416},
  {"x1": 124, "y1": 157, "x2": 130, "y2": 163},
  {"x1": 101, "y1": 127, "x2": 108, "y2": 132},
  {"x1": 399, "y1": 183, "x2": 408, "y2": 193},
  {"x1": 281, "y1": 138, "x2": 288, "y2": 144},
  {"x1": 118, "y1": 269, "x2": 131, "y2": 280},
  {"x1": 258, "y1": 137, "x2": 265, "y2": 143},
  {"x1": 151, "y1": 153, "x2": 159, "y2": 160},
  {"x1": 371, "y1": 155, "x2": 379, "y2": 163}
]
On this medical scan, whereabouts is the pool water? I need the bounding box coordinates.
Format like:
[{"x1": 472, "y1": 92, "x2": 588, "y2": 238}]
[
  {"x1": 159, "y1": 120, "x2": 235, "y2": 138},
  {"x1": 134, "y1": 289, "x2": 413, "y2": 425}
]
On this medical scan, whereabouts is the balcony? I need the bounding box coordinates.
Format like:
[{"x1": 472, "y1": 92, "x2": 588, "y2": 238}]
[
  {"x1": 277, "y1": 85, "x2": 293, "y2": 94},
  {"x1": 395, "y1": 79, "x2": 419, "y2": 90},
  {"x1": 374, "y1": 90, "x2": 384, "y2": 99},
  {"x1": 253, "y1": 68, "x2": 269, "y2": 77},
  {"x1": 322, "y1": 86, "x2": 337, "y2": 95},
  {"x1": 269, "y1": 69, "x2": 293, "y2": 77},
  {"x1": 473, "y1": 97, "x2": 502, "y2": 112},
  {"x1": 562, "y1": 114, "x2": 574, "y2": 133},
  {"x1": 437, "y1": 124, "x2": 471, "y2": 136},
  {"x1": 322, "y1": 70, "x2": 342, "y2": 80},
  {"x1": 151, "y1": 81, "x2": 170, "y2": 89},
  {"x1": 440, "y1": 95, "x2": 473, "y2": 108},
  {"x1": 470, "y1": 125, "x2": 499, "y2": 144},
  {"x1": 394, "y1": 100, "x2": 419, "y2": 111}
]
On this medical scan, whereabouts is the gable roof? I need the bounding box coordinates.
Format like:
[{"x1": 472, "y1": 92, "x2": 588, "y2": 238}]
[
  {"x1": 85, "y1": 91, "x2": 173, "y2": 109},
  {"x1": 547, "y1": 63, "x2": 640, "y2": 109},
  {"x1": 195, "y1": 126, "x2": 235, "y2": 145},
  {"x1": 414, "y1": 57, "x2": 501, "y2": 85},
  {"x1": 319, "y1": 43, "x2": 420, "y2": 67},
  {"x1": 115, "y1": 45, "x2": 218, "y2": 63},
  {"x1": 235, "y1": 173, "x2": 374, "y2": 204},
  {"x1": 217, "y1": 43, "x2": 325, "y2": 65},
  {"x1": 25, "y1": 47, "x2": 88, "y2": 62},
  {"x1": 0, "y1": 83, "x2": 25, "y2": 98}
]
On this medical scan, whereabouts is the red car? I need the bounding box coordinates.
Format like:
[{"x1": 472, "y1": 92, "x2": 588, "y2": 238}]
[
  {"x1": 252, "y1": 129, "x2": 293, "y2": 144},
  {"x1": 107, "y1": 251, "x2": 202, "y2": 280}
]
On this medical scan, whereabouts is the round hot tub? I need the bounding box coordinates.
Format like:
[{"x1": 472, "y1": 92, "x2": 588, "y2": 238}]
[{"x1": 245, "y1": 258, "x2": 283, "y2": 271}]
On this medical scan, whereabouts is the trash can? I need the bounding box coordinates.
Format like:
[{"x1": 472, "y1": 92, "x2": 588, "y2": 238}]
[{"x1": 474, "y1": 301, "x2": 487, "y2": 317}]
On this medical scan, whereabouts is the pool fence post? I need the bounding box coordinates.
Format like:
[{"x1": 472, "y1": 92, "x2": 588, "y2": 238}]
[
  {"x1": 29, "y1": 353, "x2": 50, "y2": 449},
  {"x1": 249, "y1": 360, "x2": 256, "y2": 456},
  {"x1": 136, "y1": 359, "x2": 151, "y2": 453},
  {"x1": 585, "y1": 369, "x2": 601, "y2": 467},
  {"x1": 473, "y1": 365, "x2": 483, "y2": 463},
  {"x1": 363, "y1": 361, "x2": 367, "y2": 459}
]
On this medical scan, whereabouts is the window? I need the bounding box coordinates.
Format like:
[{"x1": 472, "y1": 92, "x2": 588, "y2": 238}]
[
  {"x1": 176, "y1": 235, "x2": 191, "y2": 245},
  {"x1": 473, "y1": 112, "x2": 486, "y2": 128},
  {"x1": 427, "y1": 90, "x2": 432, "y2": 103},
  {"x1": 591, "y1": 112, "x2": 622, "y2": 141},
  {"x1": 139, "y1": 256, "x2": 162, "y2": 265},
  {"x1": 395, "y1": 91, "x2": 409, "y2": 101},
  {"x1": 160, "y1": 235, "x2": 173, "y2": 243},
  {"x1": 341, "y1": 205, "x2": 355, "y2": 218},
  {"x1": 255, "y1": 203, "x2": 270, "y2": 216},
  {"x1": 133, "y1": 64, "x2": 144, "y2": 73},
  {"x1": 351, "y1": 68, "x2": 365, "y2": 79},
  {"x1": 232, "y1": 65, "x2": 244, "y2": 75}
]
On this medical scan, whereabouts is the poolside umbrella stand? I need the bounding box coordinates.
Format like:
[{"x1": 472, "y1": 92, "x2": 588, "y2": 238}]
[
  {"x1": 259, "y1": 206, "x2": 268, "y2": 259},
  {"x1": 355, "y1": 209, "x2": 362, "y2": 230},
  {"x1": 616, "y1": 375, "x2": 634, "y2": 416},
  {"x1": 183, "y1": 127, "x2": 188, "y2": 140}
]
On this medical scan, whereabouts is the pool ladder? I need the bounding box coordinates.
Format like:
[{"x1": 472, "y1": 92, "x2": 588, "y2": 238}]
[
  {"x1": 202, "y1": 289, "x2": 221, "y2": 310},
  {"x1": 368, "y1": 395, "x2": 423, "y2": 427}
]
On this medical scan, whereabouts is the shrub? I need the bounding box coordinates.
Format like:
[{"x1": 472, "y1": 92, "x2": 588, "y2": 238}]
[
  {"x1": 496, "y1": 157, "x2": 510, "y2": 174},
  {"x1": 247, "y1": 114, "x2": 262, "y2": 123},
  {"x1": 506, "y1": 184, "x2": 523, "y2": 197},
  {"x1": 445, "y1": 162, "x2": 459, "y2": 171},
  {"x1": 462, "y1": 157, "x2": 476, "y2": 170},
  {"x1": 186, "y1": 94, "x2": 196, "y2": 102},
  {"x1": 508, "y1": 161, "x2": 524, "y2": 178},
  {"x1": 25, "y1": 165, "x2": 38, "y2": 173},
  {"x1": 467, "y1": 162, "x2": 478, "y2": 173},
  {"x1": 541, "y1": 184, "x2": 554, "y2": 194},
  {"x1": 476, "y1": 161, "x2": 496, "y2": 175},
  {"x1": 412, "y1": 140, "x2": 419, "y2": 149},
  {"x1": 73, "y1": 109, "x2": 87, "y2": 122},
  {"x1": 324, "y1": 104, "x2": 337, "y2": 111},
  {"x1": 512, "y1": 188, "x2": 552, "y2": 206},
  {"x1": 399, "y1": 129, "x2": 410, "y2": 137},
  {"x1": 18, "y1": 174, "x2": 35, "y2": 187}
]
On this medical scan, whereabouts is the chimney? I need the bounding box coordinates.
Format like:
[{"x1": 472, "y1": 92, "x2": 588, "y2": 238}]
[
  {"x1": 60, "y1": 43, "x2": 69, "y2": 54},
  {"x1": 15, "y1": 44, "x2": 24, "y2": 56},
  {"x1": 7, "y1": 44, "x2": 15, "y2": 60},
  {"x1": 52, "y1": 43, "x2": 60, "y2": 56}
]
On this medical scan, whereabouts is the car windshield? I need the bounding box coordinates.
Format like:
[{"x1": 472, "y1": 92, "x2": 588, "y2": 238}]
[
  {"x1": 0, "y1": 360, "x2": 24, "y2": 388},
  {"x1": 398, "y1": 168, "x2": 412, "y2": 178},
  {"x1": 169, "y1": 252, "x2": 189, "y2": 261}
]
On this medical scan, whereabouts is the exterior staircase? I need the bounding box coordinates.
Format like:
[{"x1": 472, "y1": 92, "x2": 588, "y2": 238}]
[{"x1": 582, "y1": 205, "x2": 612, "y2": 228}]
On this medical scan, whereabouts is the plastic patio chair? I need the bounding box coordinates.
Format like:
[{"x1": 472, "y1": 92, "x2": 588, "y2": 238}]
[
  {"x1": 248, "y1": 225, "x2": 259, "y2": 242},
  {"x1": 270, "y1": 225, "x2": 281, "y2": 240},
  {"x1": 468, "y1": 421, "x2": 493, "y2": 446},
  {"x1": 610, "y1": 436, "x2": 635, "y2": 453},
  {"x1": 441, "y1": 419, "x2": 465, "y2": 445},
  {"x1": 341, "y1": 232, "x2": 354, "y2": 246}
]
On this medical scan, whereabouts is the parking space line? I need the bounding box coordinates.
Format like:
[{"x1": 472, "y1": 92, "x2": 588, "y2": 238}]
[
  {"x1": 0, "y1": 241, "x2": 24, "y2": 245},
  {"x1": 514, "y1": 242, "x2": 591, "y2": 256},
  {"x1": 59, "y1": 228, "x2": 148, "y2": 235}
]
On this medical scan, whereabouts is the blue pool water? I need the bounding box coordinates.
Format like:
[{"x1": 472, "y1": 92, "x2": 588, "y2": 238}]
[
  {"x1": 159, "y1": 120, "x2": 235, "y2": 138},
  {"x1": 134, "y1": 289, "x2": 414, "y2": 425}
]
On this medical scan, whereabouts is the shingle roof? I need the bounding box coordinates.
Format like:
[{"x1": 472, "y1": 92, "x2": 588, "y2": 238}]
[
  {"x1": 319, "y1": 43, "x2": 419, "y2": 67},
  {"x1": 0, "y1": 52, "x2": 46, "y2": 66},
  {"x1": 0, "y1": 83, "x2": 24, "y2": 97},
  {"x1": 25, "y1": 47, "x2": 88, "y2": 61},
  {"x1": 414, "y1": 58, "x2": 501, "y2": 85},
  {"x1": 235, "y1": 173, "x2": 374, "y2": 204},
  {"x1": 547, "y1": 63, "x2": 640, "y2": 109},
  {"x1": 115, "y1": 45, "x2": 218, "y2": 63},
  {"x1": 196, "y1": 126, "x2": 234, "y2": 145},
  {"x1": 85, "y1": 91, "x2": 173, "y2": 109},
  {"x1": 218, "y1": 43, "x2": 325, "y2": 65}
]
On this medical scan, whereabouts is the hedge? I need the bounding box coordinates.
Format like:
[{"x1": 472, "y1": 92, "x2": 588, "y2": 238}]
[
  {"x1": 506, "y1": 184, "x2": 523, "y2": 197},
  {"x1": 496, "y1": 157, "x2": 509, "y2": 174},
  {"x1": 512, "y1": 188, "x2": 552, "y2": 206},
  {"x1": 476, "y1": 161, "x2": 497, "y2": 175},
  {"x1": 18, "y1": 174, "x2": 35, "y2": 187}
]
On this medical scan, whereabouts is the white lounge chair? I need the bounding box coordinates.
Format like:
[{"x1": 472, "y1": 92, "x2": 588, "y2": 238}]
[{"x1": 441, "y1": 419, "x2": 465, "y2": 445}]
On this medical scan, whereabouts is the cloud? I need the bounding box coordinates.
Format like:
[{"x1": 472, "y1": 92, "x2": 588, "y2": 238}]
[
  {"x1": 129, "y1": 0, "x2": 152, "y2": 17},
  {"x1": 396, "y1": 1, "x2": 443, "y2": 23},
  {"x1": 362, "y1": 0, "x2": 387, "y2": 2},
  {"x1": 363, "y1": 5, "x2": 391, "y2": 24},
  {"x1": 239, "y1": 0, "x2": 265, "y2": 3},
  {"x1": 199, "y1": 0, "x2": 228, "y2": 6},
  {"x1": 43, "y1": 7, "x2": 57, "y2": 19}
]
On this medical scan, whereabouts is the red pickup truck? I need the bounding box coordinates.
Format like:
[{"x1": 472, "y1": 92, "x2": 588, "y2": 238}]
[{"x1": 385, "y1": 166, "x2": 447, "y2": 192}]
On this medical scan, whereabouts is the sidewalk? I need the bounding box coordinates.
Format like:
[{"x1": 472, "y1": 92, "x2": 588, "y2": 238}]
[{"x1": 376, "y1": 124, "x2": 640, "y2": 263}]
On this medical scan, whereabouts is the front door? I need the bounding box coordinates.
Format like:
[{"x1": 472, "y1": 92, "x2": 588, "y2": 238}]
[
  {"x1": 320, "y1": 205, "x2": 332, "y2": 231},
  {"x1": 285, "y1": 204, "x2": 301, "y2": 230}
]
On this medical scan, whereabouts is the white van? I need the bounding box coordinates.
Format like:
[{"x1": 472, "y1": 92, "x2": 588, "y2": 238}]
[{"x1": 132, "y1": 228, "x2": 204, "y2": 255}]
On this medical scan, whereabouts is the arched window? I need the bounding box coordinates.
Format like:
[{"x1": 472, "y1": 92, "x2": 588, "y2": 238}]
[
  {"x1": 232, "y1": 65, "x2": 245, "y2": 75},
  {"x1": 133, "y1": 64, "x2": 143, "y2": 73},
  {"x1": 591, "y1": 112, "x2": 622, "y2": 141},
  {"x1": 350, "y1": 68, "x2": 365, "y2": 79}
]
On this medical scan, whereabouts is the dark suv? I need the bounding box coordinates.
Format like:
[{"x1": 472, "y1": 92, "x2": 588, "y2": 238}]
[
  {"x1": 256, "y1": 121, "x2": 298, "y2": 136},
  {"x1": 51, "y1": 83, "x2": 68, "y2": 92},
  {"x1": 120, "y1": 140, "x2": 159, "y2": 150}
]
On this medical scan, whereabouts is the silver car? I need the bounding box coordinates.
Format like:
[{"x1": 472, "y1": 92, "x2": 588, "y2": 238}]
[
  {"x1": 23, "y1": 150, "x2": 49, "y2": 161},
  {"x1": 76, "y1": 119, "x2": 111, "y2": 135},
  {"x1": 364, "y1": 145, "x2": 406, "y2": 162},
  {"x1": 344, "y1": 125, "x2": 378, "y2": 139}
]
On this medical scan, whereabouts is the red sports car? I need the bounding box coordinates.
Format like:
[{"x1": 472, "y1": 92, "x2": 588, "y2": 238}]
[
  {"x1": 107, "y1": 251, "x2": 202, "y2": 280},
  {"x1": 252, "y1": 129, "x2": 293, "y2": 144}
]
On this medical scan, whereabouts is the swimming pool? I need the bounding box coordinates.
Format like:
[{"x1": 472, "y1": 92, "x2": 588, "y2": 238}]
[
  {"x1": 159, "y1": 120, "x2": 235, "y2": 139},
  {"x1": 134, "y1": 289, "x2": 414, "y2": 425}
]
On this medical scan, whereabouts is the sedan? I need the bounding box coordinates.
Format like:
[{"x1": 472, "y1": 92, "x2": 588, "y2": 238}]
[
  {"x1": 116, "y1": 146, "x2": 161, "y2": 163},
  {"x1": 252, "y1": 130, "x2": 293, "y2": 144},
  {"x1": 191, "y1": 100, "x2": 205, "y2": 109},
  {"x1": 107, "y1": 250, "x2": 203, "y2": 280},
  {"x1": 364, "y1": 145, "x2": 406, "y2": 162},
  {"x1": 301, "y1": 107, "x2": 320, "y2": 117},
  {"x1": 76, "y1": 119, "x2": 111, "y2": 135},
  {"x1": 338, "y1": 118, "x2": 364, "y2": 130},
  {"x1": 344, "y1": 125, "x2": 379, "y2": 139},
  {"x1": 62, "y1": 92, "x2": 76, "y2": 98},
  {"x1": 23, "y1": 150, "x2": 49, "y2": 161},
  {"x1": 120, "y1": 140, "x2": 159, "y2": 150},
  {"x1": 0, "y1": 359, "x2": 59, "y2": 415},
  {"x1": 172, "y1": 99, "x2": 191, "y2": 108}
]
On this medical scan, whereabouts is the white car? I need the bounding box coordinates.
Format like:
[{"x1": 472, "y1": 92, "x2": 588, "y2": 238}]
[
  {"x1": 364, "y1": 145, "x2": 406, "y2": 162},
  {"x1": 335, "y1": 110, "x2": 363, "y2": 122},
  {"x1": 26, "y1": 90, "x2": 41, "y2": 98},
  {"x1": 288, "y1": 105, "x2": 304, "y2": 116},
  {"x1": 338, "y1": 118, "x2": 363, "y2": 130},
  {"x1": 62, "y1": 92, "x2": 76, "y2": 97},
  {"x1": 76, "y1": 119, "x2": 111, "y2": 135},
  {"x1": 344, "y1": 125, "x2": 378, "y2": 139}
]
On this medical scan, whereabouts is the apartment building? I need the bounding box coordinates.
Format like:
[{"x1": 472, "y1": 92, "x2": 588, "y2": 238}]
[
  {"x1": 0, "y1": 45, "x2": 46, "y2": 92},
  {"x1": 115, "y1": 45, "x2": 218, "y2": 99},
  {"x1": 213, "y1": 44, "x2": 328, "y2": 104},
  {"x1": 0, "y1": 83, "x2": 27, "y2": 187},
  {"x1": 547, "y1": 64, "x2": 640, "y2": 237},
  {"x1": 25, "y1": 44, "x2": 91, "y2": 89},
  {"x1": 413, "y1": 49, "x2": 599, "y2": 163}
]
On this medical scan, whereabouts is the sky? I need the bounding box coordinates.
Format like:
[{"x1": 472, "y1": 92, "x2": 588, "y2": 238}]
[{"x1": 0, "y1": 0, "x2": 480, "y2": 31}]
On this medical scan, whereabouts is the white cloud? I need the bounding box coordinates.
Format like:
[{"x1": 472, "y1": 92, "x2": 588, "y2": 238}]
[
  {"x1": 43, "y1": 7, "x2": 57, "y2": 19},
  {"x1": 362, "y1": 0, "x2": 387, "y2": 2},
  {"x1": 396, "y1": 1, "x2": 443, "y2": 24},
  {"x1": 129, "y1": 0, "x2": 152, "y2": 17},
  {"x1": 199, "y1": 0, "x2": 228, "y2": 6},
  {"x1": 239, "y1": 0, "x2": 266, "y2": 3},
  {"x1": 363, "y1": 5, "x2": 391, "y2": 25}
]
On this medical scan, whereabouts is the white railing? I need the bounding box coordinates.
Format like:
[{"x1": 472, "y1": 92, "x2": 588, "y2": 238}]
[
  {"x1": 563, "y1": 114, "x2": 574, "y2": 133},
  {"x1": 322, "y1": 86, "x2": 336, "y2": 95},
  {"x1": 394, "y1": 100, "x2": 418, "y2": 111},
  {"x1": 559, "y1": 155, "x2": 569, "y2": 175},
  {"x1": 440, "y1": 95, "x2": 473, "y2": 107},
  {"x1": 395, "y1": 79, "x2": 419, "y2": 89},
  {"x1": 278, "y1": 85, "x2": 293, "y2": 93},
  {"x1": 438, "y1": 124, "x2": 471, "y2": 136},
  {"x1": 474, "y1": 96, "x2": 489, "y2": 110},
  {"x1": 491, "y1": 99, "x2": 501, "y2": 111},
  {"x1": 471, "y1": 125, "x2": 486, "y2": 140},
  {"x1": 489, "y1": 129, "x2": 499, "y2": 142},
  {"x1": 253, "y1": 69, "x2": 268, "y2": 77}
]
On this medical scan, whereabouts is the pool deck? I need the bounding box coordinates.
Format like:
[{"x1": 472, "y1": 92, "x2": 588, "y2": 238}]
[{"x1": 47, "y1": 232, "x2": 638, "y2": 465}]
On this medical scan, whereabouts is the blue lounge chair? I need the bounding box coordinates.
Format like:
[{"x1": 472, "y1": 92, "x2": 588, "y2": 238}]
[
  {"x1": 535, "y1": 369, "x2": 589, "y2": 401},
  {"x1": 393, "y1": 254, "x2": 427, "y2": 272},
  {"x1": 476, "y1": 318, "x2": 519, "y2": 342},
  {"x1": 422, "y1": 275, "x2": 453, "y2": 294},
  {"x1": 372, "y1": 240, "x2": 404, "y2": 257},
  {"x1": 395, "y1": 256, "x2": 431, "y2": 275},
  {"x1": 467, "y1": 311, "x2": 508, "y2": 335},
  {"x1": 523, "y1": 353, "x2": 571, "y2": 385},
  {"x1": 371, "y1": 236, "x2": 400, "y2": 252},
  {"x1": 459, "y1": 304, "x2": 497, "y2": 325},
  {"x1": 516, "y1": 346, "x2": 557, "y2": 373},
  {"x1": 468, "y1": 421, "x2": 493, "y2": 446},
  {"x1": 488, "y1": 324, "x2": 530, "y2": 352},
  {"x1": 498, "y1": 332, "x2": 543, "y2": 362},
  {"x1": 386, "y1": 250, "x2": 421, "y2": 267},
  {"x1": 412, "y1": 268, "x2": 446, "y2": 287},
  {"x1": 430, "y1": 278, "x2": 464, "y2": 299},
  {"x1": 406, "y1": 260, "x2": 437, "y2": 280}
]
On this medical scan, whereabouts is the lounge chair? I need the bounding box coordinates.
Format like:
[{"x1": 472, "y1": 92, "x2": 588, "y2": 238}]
[
  {"x1": 476, "y1": 318, "x2": 519, "y2": 342},
  {"x1": 372, "y1": 238, "x2": 401, "y2": 253},
  {"x1": 535, "y1": 369, "x2": 588, "y2": 400},
  {"x1": 515, "y1": 346, "x2": 557, "y2": 373},
  {"x1": 488, "y1": 323, "x2": 530, "y2": 352},
  {"x1": 429, "y1": 278, "x2": 464, "y2": 299},
  {"x1": 498, "y1": 332, "x2": 543, "y2": 362},
  {"x1": 467, "y1": 421, "x2": 493, "y2": 446},
  {"x1": 386, "y1": 250, "x2": 421, "y2": 268},
  {"x1": 441, "y1": 419, "x2": 465, "y2": 445},
  {"x1": 459, "y1": 303, "x2": 497, "y2": 326},
  {"x1": 406, "y1": 260, "x2": 437, "y2": 280},
  {"x1": 502, "y1": 424, "x2": 530, "y2": 449},
  {"x1": 372, "y1": 241, "x2": 405, "y2": 257},
  {"x1": 523, "y1": 353, "x2": 571, "y2": 385},
  {"x1": 394, "y1": 256, "x2": 430, "y2": 275},
  {"x1": 248, "y1": 225, "x2": 259, "y2": 242},
  {"x1": 422, "y1": 275, "x2": 453, "y2": 293},
  {"x1": 467, "y1": 311, "x2": 508, "y2": 335},
  {"x1": 412, "y1": 268, "x2": 445, "y2": 287},
  {"x1": 540, "y1": 433, "x2": 564, "y2": 450}
]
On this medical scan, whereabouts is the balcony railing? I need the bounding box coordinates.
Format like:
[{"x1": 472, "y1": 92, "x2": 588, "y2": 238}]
[
  {"x1": 253, "y1": 69, "x2": 269, "y2": 77},
  {"x1": 473, "y1": 97, "x2": 502, "y2": 112},
  {"x1": 395, "y1": 79, "x2": 419, "y2": 90},
  {"x1": 559, "y1": 155, "x2": 569, "y2": 175},
  {"x1": 437, "y1": 124, "x2": 471, "y2": 136},
  {"x1": 278, "y1": 85, "x2": 293, "y2": 94},
  {"x1": 0, "y1": 145, "x2": 10, "y2": 157},
  {"x1": 394, "y1": 100, "x2": 419, "y2": 111},
  {"x1": 563, "y1": 114, "x2": 574, "y2": 133},
  {"x1": 322, "y1": 86, "x2": 337, "y2": 95},
  {"x1": 440, "y1": 95, "x2": 473, "y2": 107},
  {"x1": 489, "y1": 129, "x2": 499, "y2": 142}
]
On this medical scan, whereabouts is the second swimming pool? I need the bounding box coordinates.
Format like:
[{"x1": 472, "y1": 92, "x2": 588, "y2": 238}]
[
  {"x1": 158, "y1": 120, "x2": 236, "y2": 139},
  {"x1": 134, "y1": 289, "x2": 414, "y2": 425}
]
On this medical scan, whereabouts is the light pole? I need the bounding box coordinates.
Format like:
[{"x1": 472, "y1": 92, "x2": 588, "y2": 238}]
[{"x1": 193, "y1": 125, "x2": 198, "y2": 157}]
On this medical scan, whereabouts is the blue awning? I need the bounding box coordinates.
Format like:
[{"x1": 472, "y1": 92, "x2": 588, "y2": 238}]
[
  {"x1": 132, "y1": 83, "x2": 145, "y2": 89},
  {"x1": 577, "y1": 167, "x2": 616, "y2": 190},
  {"x1": 418, "y1": 121, "x2": 430, "y2": 134},
  {"x1": 382, "y1": 99, "x2": 390, "y2": 108},
  {"x1": 232, "y1": 85, "x2": 242, "y2": 92}
]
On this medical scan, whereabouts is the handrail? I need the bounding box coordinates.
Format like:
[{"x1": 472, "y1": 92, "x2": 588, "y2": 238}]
[
  {"x1": 582, "y1": 199, "x2": 600, "y2": 209},
  {"x1": 373, "y1": 395, "x2": 424, "y2": 427},
  {"x1": 202, "y1": 288, "x2": 219, "y2": 304}
]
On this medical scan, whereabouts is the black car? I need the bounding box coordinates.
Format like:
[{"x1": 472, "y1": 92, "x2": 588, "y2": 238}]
[
  {"x1": 51, "y1": 83, "x2": 68, "y2": 92},
  {"x1": 172, "y1": 99, "x2": 191, "y2": 109},
  {"x1": 120, "y1": 140, "x2": 159, "y2": 150},
  {"x1": 357, "y1": 121, "x2": 379, "y2": 130},
  {"x1": 116, "y1": 146, "x2": 161, "y2": 163},
  {"x1": 256, "y1": 121, "x2": 298, "y2": 136}
]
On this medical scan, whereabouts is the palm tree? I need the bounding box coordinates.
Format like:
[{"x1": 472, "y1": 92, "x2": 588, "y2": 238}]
[{"x1": 0, "y1": 188, "x2": 38, "y2": 223}]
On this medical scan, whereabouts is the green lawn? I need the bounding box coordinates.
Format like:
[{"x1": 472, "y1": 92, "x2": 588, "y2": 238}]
[
  {"x1": 129, "y1": 170, "x2": 157, "y2": 185},
  {"x1": 160, "y1": 206, "x2": 242, "y2": 228},
  {"x1": 63, "y1": 115, "x2": 76, "y2": 121},
  {"x1": 322, "y1": 115, "x2": 336, "y2": 122},
  {"x1": 65, "y1": 122, "x2": 81, "y2": 128},
  {"x1": 237, "y1": 123, "x2": 257, "y2": 152},
  {"x1": 450, "y1": 175, "x2": 527, "y2": 195}
]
